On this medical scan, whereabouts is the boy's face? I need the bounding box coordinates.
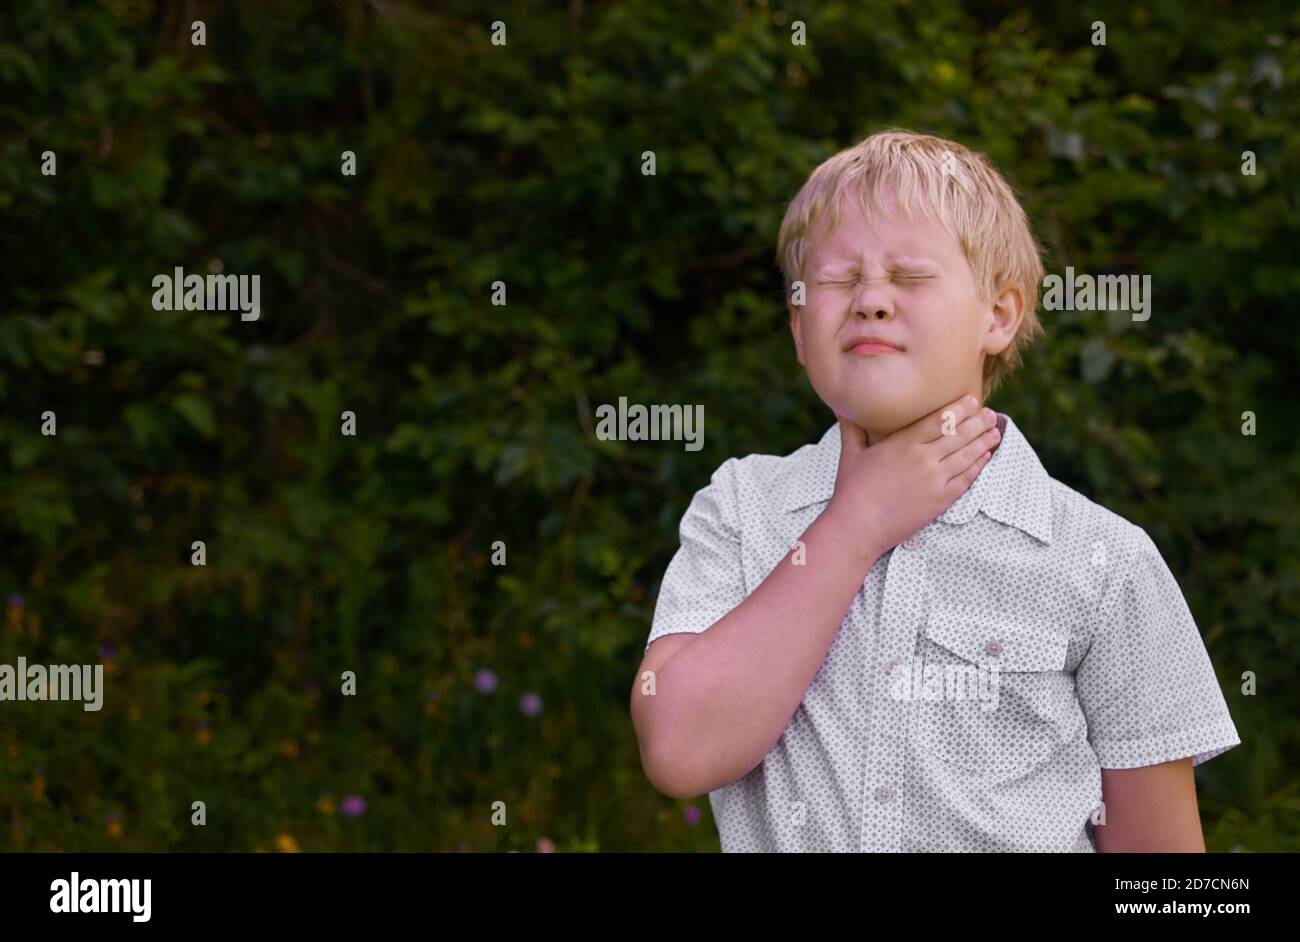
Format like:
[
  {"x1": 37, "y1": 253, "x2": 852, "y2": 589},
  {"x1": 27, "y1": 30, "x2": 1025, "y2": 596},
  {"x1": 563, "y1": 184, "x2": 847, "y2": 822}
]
[{"x1": 789, "y1": 190, "x2": 1023, "y2": 441}]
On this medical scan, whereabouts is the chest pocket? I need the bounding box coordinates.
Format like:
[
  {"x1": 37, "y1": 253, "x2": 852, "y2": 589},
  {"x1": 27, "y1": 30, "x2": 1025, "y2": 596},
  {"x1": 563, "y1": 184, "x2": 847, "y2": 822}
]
[{"x1": 907, "y1": 607, "x2": 1076, "y2": 778}]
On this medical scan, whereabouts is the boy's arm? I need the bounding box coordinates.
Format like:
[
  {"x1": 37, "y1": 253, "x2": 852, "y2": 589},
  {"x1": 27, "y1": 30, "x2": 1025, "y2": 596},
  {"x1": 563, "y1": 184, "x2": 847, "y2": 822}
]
[
  {"x1": 632, "y1": 397, "x2": 998, "y2": 799},
  {"x1": 1095, "y1": 759, "x2": 1206, "y2": 852},
  {"x1": 1077, "y1": 525, "x2": 1241, "y2": 850},
  {"x1": 631, "y1": 507, "x2": 888, "y2": 799}
]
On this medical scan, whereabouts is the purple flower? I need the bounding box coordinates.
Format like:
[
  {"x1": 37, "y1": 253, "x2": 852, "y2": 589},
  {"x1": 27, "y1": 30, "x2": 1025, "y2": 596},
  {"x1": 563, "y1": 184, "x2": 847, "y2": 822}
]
[
  {"x1": 340, "y1": 795, "x2": 366, "y2": 817},
  {"x1": 194, "y1": 720, "x2": 208, "y2": 730},
  {"x1": 105, "y1": 811, "x2": 120, "y2": 824},
  {"x1": 425, "y1": 689, "x2": 439, "y2": 702},
  {"x1": 683, "y1": 805, "x2": 702, "y2": 826},
  {"x1": 473, "y1": 669, "x2": 498, "y2": 694},
  {"x1": 536, "y1": 838, "x2": 555, "y2": 853},
  {"x1": 99, "y1": 643, "x2": 116, "y2": 660},
  {"x1": 7, "y1": 594, "x2": 23, "y2": 609},
  {"x1": 519, "y1": 692, "x2": 543, "y2": 717}
]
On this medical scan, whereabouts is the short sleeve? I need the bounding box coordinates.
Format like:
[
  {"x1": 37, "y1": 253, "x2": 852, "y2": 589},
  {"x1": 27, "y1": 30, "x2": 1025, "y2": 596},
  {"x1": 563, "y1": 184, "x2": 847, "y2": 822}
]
[
  {"x1": 645, "y1": 458, "x2": 748, "y2": 653},
  {"x1": 1077, "y1": 526, "x2": 1241, "y2": 769}
]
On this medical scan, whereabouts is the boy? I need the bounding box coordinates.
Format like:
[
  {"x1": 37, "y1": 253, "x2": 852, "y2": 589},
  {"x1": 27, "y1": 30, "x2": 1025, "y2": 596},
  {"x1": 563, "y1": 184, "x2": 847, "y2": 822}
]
[{"x1": 630, "y1": 130, "x2": 1240, "y2": 852}]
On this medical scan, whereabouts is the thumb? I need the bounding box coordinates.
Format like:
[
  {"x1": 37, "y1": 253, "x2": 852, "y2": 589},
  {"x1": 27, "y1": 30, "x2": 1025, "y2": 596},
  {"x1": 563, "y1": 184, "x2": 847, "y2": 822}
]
[{"x1": 835, "y1": 411, "x2": 867, "y2": 453}]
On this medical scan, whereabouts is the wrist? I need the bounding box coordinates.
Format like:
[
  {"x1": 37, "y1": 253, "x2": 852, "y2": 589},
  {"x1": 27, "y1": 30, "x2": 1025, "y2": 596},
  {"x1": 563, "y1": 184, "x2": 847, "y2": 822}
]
[{"x1": 816, "y1": 502, "x2": 889, "y2": 571}]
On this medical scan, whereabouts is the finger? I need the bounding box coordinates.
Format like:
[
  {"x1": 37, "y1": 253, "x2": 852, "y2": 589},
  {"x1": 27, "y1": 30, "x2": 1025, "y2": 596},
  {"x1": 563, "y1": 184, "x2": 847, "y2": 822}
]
[
  {"x1": 945, "y1": 448, "x2": 993, "y2": 496},
  {"x1": 934, "y1": 406, "x2": 998, "y2": 461},
  {"x1": 836, "y1": 412, "x2": 868, "y2": 454},
  {"x1": 917, "y1": 394, "x2": 983, "y2": 444},
  {"x1": 940, "y1": 421, "x2": 1001, "y2": 478}
]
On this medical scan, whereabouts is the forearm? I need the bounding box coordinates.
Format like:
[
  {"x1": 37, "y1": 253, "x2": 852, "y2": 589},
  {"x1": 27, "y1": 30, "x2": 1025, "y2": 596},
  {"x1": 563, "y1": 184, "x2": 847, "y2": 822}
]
[{"x1": 643, "y1": 506, "x2": 886, "y2": 797}]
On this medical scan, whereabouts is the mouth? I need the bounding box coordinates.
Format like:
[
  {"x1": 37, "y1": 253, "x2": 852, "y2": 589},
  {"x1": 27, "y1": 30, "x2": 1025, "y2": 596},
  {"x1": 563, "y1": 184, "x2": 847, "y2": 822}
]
[{"x1": 844, "y1": 339, "x2": 903, "y2": 355}]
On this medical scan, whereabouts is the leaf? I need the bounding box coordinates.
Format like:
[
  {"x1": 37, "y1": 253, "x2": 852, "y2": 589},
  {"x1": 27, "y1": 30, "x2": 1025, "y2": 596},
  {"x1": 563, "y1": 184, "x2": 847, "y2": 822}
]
[
  {"x1": 172, "y1": 394, "x2": 216, "y2": 439},
  {"x1": 1080, "y1": 337, "x2": 1114, "y2": 385}
]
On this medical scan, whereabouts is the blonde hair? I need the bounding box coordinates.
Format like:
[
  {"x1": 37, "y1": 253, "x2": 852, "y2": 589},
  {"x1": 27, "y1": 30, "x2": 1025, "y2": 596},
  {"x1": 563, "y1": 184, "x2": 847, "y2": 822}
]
[{"x1": 776, "y1": 129, "x2": 1045, "y2": 397}]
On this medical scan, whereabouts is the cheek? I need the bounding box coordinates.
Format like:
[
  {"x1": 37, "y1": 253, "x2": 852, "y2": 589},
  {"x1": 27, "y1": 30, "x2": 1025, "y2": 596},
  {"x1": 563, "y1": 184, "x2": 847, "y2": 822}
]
[
  {"x1": 799, "y1": 307, "x2": 839, "y2": 351},
  {"x1": 913, "y1": 306, "x2": 983, "y2": 367},
  {"x1": 803, "y1": 288, "x2": 835, "y2": 312}
]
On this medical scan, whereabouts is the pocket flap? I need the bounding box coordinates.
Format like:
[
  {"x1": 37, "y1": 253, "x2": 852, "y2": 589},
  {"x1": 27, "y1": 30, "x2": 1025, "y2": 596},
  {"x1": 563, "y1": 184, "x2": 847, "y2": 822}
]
[{"x1": 924, "y1": 607, "x2": 1068, "y2": 672}]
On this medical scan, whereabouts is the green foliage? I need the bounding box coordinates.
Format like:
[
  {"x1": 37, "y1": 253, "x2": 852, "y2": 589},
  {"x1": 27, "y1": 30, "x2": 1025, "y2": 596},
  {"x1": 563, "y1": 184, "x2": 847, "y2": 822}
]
[{"x1": 1, "y1": 0, "x2": 1296, "y2": 851}]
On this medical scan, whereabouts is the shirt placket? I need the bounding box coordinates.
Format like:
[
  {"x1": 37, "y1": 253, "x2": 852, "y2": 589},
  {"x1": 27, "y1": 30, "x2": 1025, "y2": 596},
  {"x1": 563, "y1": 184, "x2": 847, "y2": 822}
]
[{"x1": 857, "y1": 525, "x2": 928, "y2": 851}]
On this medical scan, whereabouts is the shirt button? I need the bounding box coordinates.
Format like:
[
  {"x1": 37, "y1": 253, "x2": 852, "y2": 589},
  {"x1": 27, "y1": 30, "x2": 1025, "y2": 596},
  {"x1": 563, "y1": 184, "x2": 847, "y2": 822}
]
[
  {"x1": 902, "y1": 534, "x2": 922, "y2": 550},
  {"x1": 874, "y1": 786, "x2": 894, "y2": 803},
  {"x1": 885, "y1": 658, "x2": 900, "y2": 673},
  {"x1": 984, "y1": 639, "x2": 1003, "y2": 657}
]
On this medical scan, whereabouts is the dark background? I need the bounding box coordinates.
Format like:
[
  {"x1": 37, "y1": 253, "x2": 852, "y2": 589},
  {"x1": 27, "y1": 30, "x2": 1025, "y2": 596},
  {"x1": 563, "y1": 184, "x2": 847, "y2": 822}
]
[{"x1": 1, "y1": 0, "x2": 1296, "y2": 851}]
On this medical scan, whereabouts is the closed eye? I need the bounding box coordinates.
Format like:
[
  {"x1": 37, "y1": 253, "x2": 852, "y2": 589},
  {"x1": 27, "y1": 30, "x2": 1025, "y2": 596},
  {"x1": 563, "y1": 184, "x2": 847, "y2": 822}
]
[{"x1": 820, "y1": 273, "x2": 933, "y2": 286}]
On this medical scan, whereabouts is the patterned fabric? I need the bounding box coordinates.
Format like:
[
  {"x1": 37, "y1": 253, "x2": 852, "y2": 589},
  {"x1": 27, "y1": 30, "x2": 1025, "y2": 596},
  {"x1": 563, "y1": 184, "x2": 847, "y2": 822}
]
[{"x1": 645, "y1": 412, "x2": 1241, "y2": 852}]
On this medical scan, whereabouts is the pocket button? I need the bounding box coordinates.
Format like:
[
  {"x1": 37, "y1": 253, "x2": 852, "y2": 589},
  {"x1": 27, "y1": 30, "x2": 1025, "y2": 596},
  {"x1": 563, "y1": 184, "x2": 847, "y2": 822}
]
[{"x1": 984, "y1": 639, "x2": 1003, "y2": 657}]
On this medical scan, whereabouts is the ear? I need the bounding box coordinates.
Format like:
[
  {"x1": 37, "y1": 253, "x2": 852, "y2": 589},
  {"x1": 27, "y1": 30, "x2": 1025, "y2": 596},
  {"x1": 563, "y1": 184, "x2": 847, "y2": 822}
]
[
  {"x1": 789, "y1": 299, "x2": 806, "y2": 366},
  {"x1": 982, "y1": 283, "x2": 1025, "y2": 358}
]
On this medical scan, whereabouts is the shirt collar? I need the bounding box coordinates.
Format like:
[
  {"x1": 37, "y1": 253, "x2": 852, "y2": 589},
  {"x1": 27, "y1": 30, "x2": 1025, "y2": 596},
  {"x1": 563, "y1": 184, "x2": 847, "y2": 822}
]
[{"x1": 781, "y1": 411, "x2": 1055, "y2": 545}]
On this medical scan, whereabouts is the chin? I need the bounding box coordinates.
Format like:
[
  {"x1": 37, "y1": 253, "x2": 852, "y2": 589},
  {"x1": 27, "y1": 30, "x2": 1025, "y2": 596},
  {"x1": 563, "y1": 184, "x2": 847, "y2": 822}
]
[
  {"x1": 827, "y1": 384, "x2": 922, "y2": 429},
  {"x1": 851, "y1": 404, "x2": 921, "y2": 432}
]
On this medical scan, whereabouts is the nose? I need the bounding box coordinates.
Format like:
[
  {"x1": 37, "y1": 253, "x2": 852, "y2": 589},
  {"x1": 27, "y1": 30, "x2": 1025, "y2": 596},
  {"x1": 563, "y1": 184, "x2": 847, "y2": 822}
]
[{"x1": 850, "y1": 276, "x2": 895, "y2": 321}]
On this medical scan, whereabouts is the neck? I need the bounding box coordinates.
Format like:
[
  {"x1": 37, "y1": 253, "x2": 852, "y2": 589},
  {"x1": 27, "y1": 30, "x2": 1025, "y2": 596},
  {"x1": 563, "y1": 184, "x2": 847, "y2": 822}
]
[{"x1": 862, "y1": 390, "x2": 988, "y2": 446}]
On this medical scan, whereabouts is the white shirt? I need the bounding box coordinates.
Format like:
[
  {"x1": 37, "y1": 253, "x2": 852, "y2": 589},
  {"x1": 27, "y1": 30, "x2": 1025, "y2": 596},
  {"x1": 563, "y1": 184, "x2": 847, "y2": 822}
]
[{"x1": 644, "y1": 412, "x2": 1241, "y2": 851}]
